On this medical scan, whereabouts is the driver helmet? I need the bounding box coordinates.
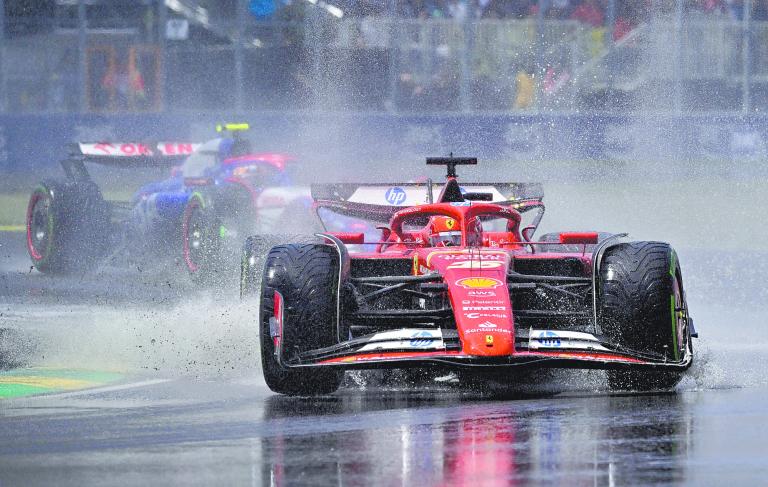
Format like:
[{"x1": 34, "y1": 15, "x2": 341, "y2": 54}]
[
  {"x1": 218, "y1": 136, "x2": 252, "y2": 160},
  {"x1": 429, "y1": 216, "x2": 461, "y2": 247}
]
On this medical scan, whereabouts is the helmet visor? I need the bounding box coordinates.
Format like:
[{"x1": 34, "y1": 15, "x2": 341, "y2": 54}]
[{"x1": 431, "y1": 231, "x2": 462, "y2": 247}]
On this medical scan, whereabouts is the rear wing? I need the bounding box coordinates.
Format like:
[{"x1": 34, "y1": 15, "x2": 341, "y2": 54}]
[
  {"x1": 68, "y1": 142, "x2": 201, "y2": 166},
  {"x1": 313, "y1": 182, "x2": 544, "y2": 224},
  {"x1": 312, "y1": 182, "x2": 543, "y2": 206},
  {"x1": 61, "y1": 142, "x2": 201, "y2": 181}
]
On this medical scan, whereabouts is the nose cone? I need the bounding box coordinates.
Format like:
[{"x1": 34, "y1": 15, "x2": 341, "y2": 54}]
[{"x1": 427, "y1": 250, "x2": 514, "y2": 356}]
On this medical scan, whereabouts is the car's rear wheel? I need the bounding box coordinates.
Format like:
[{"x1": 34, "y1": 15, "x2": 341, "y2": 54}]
[
  {"x1": 598, "y1": 241, "x2": 690, "y2": 391},
  {"x1": 182, "y1": 193, "x2": 221, "y2": 283},
  {"x1": 26, "y1": 180, "x2": 109, "y2": 274},
  {"x1": 244, "y1": 242, "x2": 344, "y2": 396}
]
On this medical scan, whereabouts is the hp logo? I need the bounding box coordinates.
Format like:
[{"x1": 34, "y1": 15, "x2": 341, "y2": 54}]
[{"x1": 385, "y1": 187, "x2": 407, "y2": 205}]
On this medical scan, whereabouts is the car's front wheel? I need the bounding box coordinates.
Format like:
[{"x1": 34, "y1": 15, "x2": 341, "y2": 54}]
[
  {"x1": 598, "y1": 241, "x2": 691, "y2": 391},
  {"x1": 244, "y1": 242, "x2": 344, "y2": 396}
]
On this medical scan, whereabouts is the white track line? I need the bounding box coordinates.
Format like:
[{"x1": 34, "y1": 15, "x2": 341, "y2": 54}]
[{"x1": 31, "y1": 378, "x2": 171, "y2": 400}]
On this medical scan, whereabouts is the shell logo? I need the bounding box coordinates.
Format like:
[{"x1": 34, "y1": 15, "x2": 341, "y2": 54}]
[{"x1": 455, "y1": 277, "x2": 504, "y2": 289}]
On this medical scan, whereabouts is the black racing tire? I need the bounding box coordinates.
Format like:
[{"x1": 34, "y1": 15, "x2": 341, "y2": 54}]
[
  {"x1": 183, "y1": 185, "x2": 260, "y2": 285},
  {"x1": 26, "y1": 179, "x2": 110, "y2": 274},
  {"x1": 240, "y1": 234, "x2": 319, "y2": 298},
  {"x1": 598, "y1": 241, "x2": 690, "y2": 391},
  {"x1": 249, "y1": 242, "x2": 344, "y2": 396},
  {"x1": 182, "y1": 193, "x2": 222, "y2": 284}
]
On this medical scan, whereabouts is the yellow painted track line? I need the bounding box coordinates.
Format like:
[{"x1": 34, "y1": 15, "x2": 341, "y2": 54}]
[
  {"x1": 0, "y1": 376, "x2": 93, "y2": 390},
  {"x1": 0, "y1": 368, "x2": 126, "y2": 399},
  {"x1": 0, "y1": 225, "x2": 25, "y2": 232}
]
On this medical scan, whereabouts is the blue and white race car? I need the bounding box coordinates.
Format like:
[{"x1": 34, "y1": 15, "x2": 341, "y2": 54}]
[{"x1": 26, "y1": 124, "x2": 315, "y2": 280}]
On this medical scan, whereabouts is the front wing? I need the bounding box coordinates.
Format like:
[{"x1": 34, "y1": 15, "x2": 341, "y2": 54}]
[{"x1": 282, "y1": 328, "x2": 693, "y2": 372}]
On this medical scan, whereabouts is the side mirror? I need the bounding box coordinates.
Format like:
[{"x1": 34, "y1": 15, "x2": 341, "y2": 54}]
[
  {"x1": 559, "y1": 232, "x2": 599, "y2": 245},
  {"x1": 376, "y1": 225, "x2": 392, "y2": 242},
  {"x1": 521, "y1": 225, "x2": 536, "y2": 242},
  {"x1": 328, "y1": 232, "x2": 365, "y2": 244}
]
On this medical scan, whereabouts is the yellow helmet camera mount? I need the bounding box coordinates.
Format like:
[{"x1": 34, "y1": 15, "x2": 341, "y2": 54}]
[{"x1": 215, "y1": 123, "x2": 250, "y2": 133}]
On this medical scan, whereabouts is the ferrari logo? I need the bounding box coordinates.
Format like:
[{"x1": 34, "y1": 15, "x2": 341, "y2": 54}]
[
  {"x1": 445, "y1": 218, "x2": 456, "y2": 230},
  {"x1": 485, "y1": 335, "x2": 494, "y2": 346}
]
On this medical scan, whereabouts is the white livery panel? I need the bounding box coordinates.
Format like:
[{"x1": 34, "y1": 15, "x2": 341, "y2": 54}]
[
  {"x1": 359, "y1": 329, "x2": 445, "y2": 352},
  {"x1": 77, "y1": 142, "x2": 201, "y2": 157},
  {"x1": 528, "y1": 329, "x2": 609, "y2": 352},
  {"x1": 347, "y1": 185, "x2": 509, "y2": 206}
]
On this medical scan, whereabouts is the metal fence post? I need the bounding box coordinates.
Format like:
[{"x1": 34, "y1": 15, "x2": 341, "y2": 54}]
[
  {"x1": 387, "y1": 0, "x2": 398, "y2": 113},
  {"x1": 743, "y1": 0, "x2": 752, "y2": 113},
  {"x1": 606, "y1": 0, "x2": 615, "y2": 89},
  {"x1": 0, "y1": 0, "x2": 5, "y2": 112},
  {"x1": 674, "y1": 0, "x2": 683, "y2": 113},
  {"x1": 157, "y1": 0, "x2": 166, "y2": 112},
  {"x1": 460, "y1": 19, "x2": 472, "y2": 112},
  {"x1": 307, "y1": 9, "x2": 322, "y2": 107},
  {"x1": 78, "y1": 0, "x2": 88, "y2": 113},
  {"x1": 535, "y1": 0, "x2": 548, "y2": 112},
  {"x1": 234, "y1": 0, "x2": 247, "y2": 111}
]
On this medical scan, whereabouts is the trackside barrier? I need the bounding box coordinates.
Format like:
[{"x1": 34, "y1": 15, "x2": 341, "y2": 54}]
[{"x1": 1, "y1": 113, "x2": 767, "y2": 175}]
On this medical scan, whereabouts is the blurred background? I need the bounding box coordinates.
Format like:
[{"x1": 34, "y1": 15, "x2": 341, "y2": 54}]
[
  {"x1": 3, "y1": 0, "x2": 768, "y2": 113},
  {"x1": 2, "y1": 0, "x2": 768, "y2": 173}
]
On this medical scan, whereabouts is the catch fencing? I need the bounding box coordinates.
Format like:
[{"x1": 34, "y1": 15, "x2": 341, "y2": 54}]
[{"x1": 2, "y1": 13, "x2": 768, "y2": 114}]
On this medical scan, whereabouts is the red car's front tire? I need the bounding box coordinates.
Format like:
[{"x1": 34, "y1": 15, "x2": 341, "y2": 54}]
[
  {"x1": 599, "y1": 241, "x2": 691, "y2": 391},
  {"x1": 245, "y1": 241, "x2": 343, "y2": 396}
]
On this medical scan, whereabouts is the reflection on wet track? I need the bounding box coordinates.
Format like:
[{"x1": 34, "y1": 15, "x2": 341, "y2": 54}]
[
  {"x1": 260, "y1": 391, "x2": 694, "y2": 486},
  {"x1": 4, "y1": 378, "x2": 767, "y2": 486}
]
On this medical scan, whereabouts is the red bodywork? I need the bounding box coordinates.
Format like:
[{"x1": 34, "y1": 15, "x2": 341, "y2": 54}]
[
  {"x1": 317, "y1": 200, "x2": 630, "y2": 367},
  {"x1": 283, "y1": 174, "x2": 690, "y2": 372},
  {"x1": 221, "y1": 152, "x2": 295, "y2": 171}
]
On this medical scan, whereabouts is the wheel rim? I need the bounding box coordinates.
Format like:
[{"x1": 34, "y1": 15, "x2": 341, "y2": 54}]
[
  {"x1": 27, "y1": 191, "x2": 52, "y2": 262},
  {"x1": 182, "y1": 200, "x2": 204, "y2": 273},
  {"x1": 672, "y1": 273, "x2": 687, "y2": 362}
]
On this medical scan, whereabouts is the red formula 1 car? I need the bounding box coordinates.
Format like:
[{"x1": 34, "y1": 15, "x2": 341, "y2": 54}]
[{"x1": 240, "y1": 158, "x2": 696, "y2": 395}]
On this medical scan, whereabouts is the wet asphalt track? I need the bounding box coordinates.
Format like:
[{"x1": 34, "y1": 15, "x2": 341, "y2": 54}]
[{"x1": 2, "y1": 228, "x2": 768, "y2": 486}]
